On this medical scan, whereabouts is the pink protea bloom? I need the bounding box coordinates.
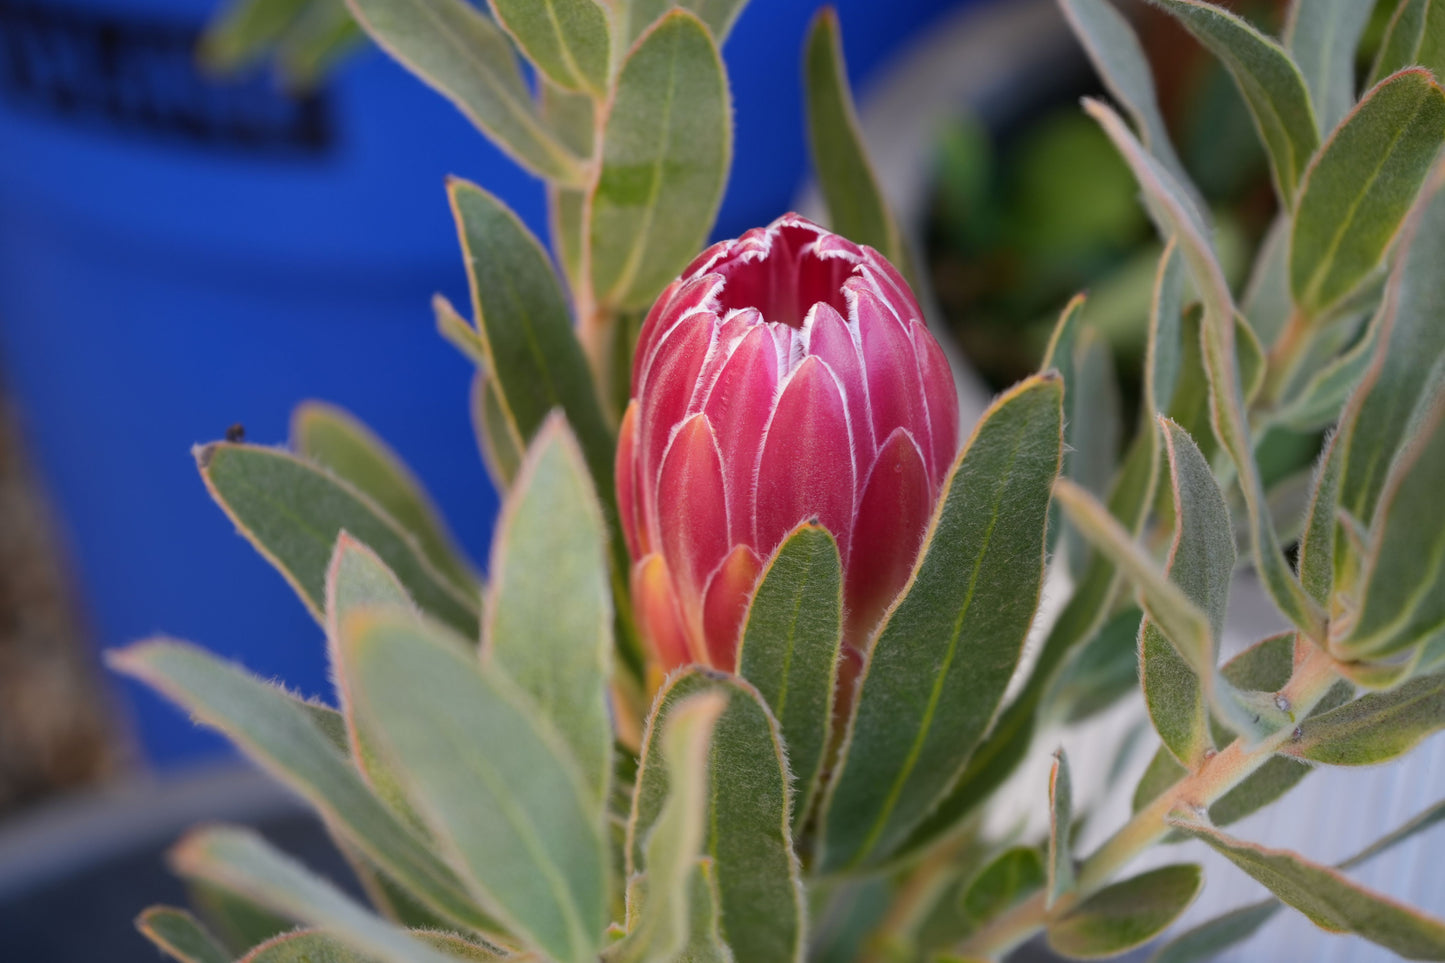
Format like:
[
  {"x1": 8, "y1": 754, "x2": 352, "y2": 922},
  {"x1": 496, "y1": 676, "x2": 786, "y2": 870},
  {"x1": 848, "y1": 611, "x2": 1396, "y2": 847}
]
[{"x1": 617, "y1": 214, "x2": 959, "y2": 675}]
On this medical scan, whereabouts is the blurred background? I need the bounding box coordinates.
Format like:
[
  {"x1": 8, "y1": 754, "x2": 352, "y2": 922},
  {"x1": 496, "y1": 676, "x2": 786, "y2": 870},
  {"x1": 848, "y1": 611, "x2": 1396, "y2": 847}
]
[{"x1": 1, "y1": 0, "x2": 1441, "y2": 959}]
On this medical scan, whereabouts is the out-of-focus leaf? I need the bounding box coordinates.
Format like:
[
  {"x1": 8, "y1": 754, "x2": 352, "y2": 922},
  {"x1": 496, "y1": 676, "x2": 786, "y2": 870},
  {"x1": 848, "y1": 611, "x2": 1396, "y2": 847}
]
[
  {"x1": 1141, "y1": 419, "x2": 1236, "y2": 767},
  {"x1": 446, "y1": 181, "x2": 616, "y2": 519},
  {"x1": 589, "y1": 11, "x2": 730, "y2": 310},
  {"x1": 609, "y1": 693, "x2": 725, "y2": 963},
  {"x1": 291, "y1": 401, "x2": 474, "y2": 595},
  {"x1": 1059, "y1": 0, "x2": 1201, "y2": 214},
  {"x1": 170, "y1": 827, "x2": 466, "y2": 963},
  {"x1": 196, "y1": 442, "x2": 478, "y2": 637},
  {"x1": 627, "y1": 669, "x2": 802, "y2": 963},
  {"x1": 1337, "y1": 383, "x2": 1445, "y2": 658},
  {"x1": 1152, "y1": 798, "x2": 1445, "y2": 962},
  {"x1": 345, "y1": 0, "x2": 584, "y2": 182},
  {"x1": 1292, "y1": 69, "x2": 1445, "y2": 320},
  {"x1": 1087, "y1": 96, "x2": 1325, "y2": 639},
  {"x1": 1152, "y1": 0, "x2": 1318, "y2": 204},
  {"x1": 485, "y1": 416, "x2": 613, "y2": 805},
  {"x1": 1286, "y1": 671, "x2": 1445, "y2": 765},
  {"x1": 959, "y1": 847, "x2": 1045, "y2": 931},
  {"x1": 109, "y1": 641, "x2": 491, "y2": 933},
  {"x1": 338, "y1": 611, "x2": 608, "y2": 963},
  {"x1": 136, "y1": 907, "x2": 231, "y2": 963},
  {"x1": 1047, "y1": 751, "x2": 1075, "y2": 907},
  {"x1": 1172, "y1": 817, "x2": 1445, "y2": 958},
  {"x1": 736, "y1": 523, "x2": 843, "y2": 833},
  {"x1": 818, "y1": 376, "x2": 1062, "y2": 872},
  {"x1": 1285, "y1": 0, "x2": 1375, "y2": 133},
  {"x1": 488, "y1": 0, "x2": 609, "y2": 95},
  {"x1": 1046, "y1": 864, "x2": 1203, "y2": 959},
  {"x1": 1370, "y1": 0, "x2": 1445, "y2": 88},
  {"x1": 804, "y1": 8, "x2": 910, "y2": 280}
]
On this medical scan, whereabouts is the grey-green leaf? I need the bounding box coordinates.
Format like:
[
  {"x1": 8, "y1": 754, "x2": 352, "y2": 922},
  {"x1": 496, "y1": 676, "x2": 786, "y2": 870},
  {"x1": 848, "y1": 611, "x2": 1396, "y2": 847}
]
[
  {"x1": 196, "y1": 442, "x2": 478, "y2": 638},
  {"x1": 1046, "y1": 864, "x2": 1203, "y2": 959},
  {"x1": 108, "y1": 640, "x2": 490, "y2": 933},
  {"x1": 589, "y1": 10, "x2": 730, "y2": 310},
  {"x1": 169, "y1": 827, "x2": 464, "y2": 963},
  {"x1": 627, "y1": 669, "x2": 803, "y2": 963},
  {"x1": 1291, "y1": 69, "x2": 1445, "y2": 318},
  {"x1": 488, "y1": 0, "x2": 609, "y2": 95},
  {"x1": 1171, "y1": 818, "x2": 1445, "y2": 959},
  {"x1": 291, "y1": 401, "x2": 475, "y2": 595},
  {"x1": 1287, "y1": 671, "x2": 1445, "y2": 765},
  {"x1": 1285, "y1": 0, "x2": 1376, "y2": 134},
  {"x1": 446, "y1": 181, "x2": 617, "y2": 518},
  {"x1": 804, "y1": 8, "x2": 910, "y2": 279},
  {"x1": 1047, "y1": 750, "x2": 1075, "y2": 907},
  {"x1": 136, "y1": 906, "x2": 231, "y2": 963},
  {"x1": 819, "y1": 375, "x2": 1063, "y2": 872},
  {"x1": 736, "y1": 523, "x2": 843, "y2": 834},
  {"x1": 485, "y1": 415, "x2": 614, "y2": 806},
  {"x1": 344, "y1": 0, "x2": 584, "y2": 182},
  {"x1": 1059, "y1": 0, "x2": 1201, "y2": 215},
  {"x1": 338, "y1": 611, "x2": 609, "y2": 963},
  {"x1": 1370, "y1": 0, "x2": 1445, "y2": 89},
  {"x1": 1152, "y1": 0, "x2": 1318, "y2": 204}
]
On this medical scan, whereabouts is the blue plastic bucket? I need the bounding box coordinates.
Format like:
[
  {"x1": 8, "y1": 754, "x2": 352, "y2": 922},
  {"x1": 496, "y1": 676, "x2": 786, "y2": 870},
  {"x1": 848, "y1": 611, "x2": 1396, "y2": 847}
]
[{"x1": 0, "y1": 0, "x2": 968, "y2": 767}]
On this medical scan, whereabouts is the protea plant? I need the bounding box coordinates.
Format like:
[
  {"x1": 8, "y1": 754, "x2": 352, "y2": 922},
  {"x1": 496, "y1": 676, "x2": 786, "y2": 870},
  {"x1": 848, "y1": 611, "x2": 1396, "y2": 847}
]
[
  {"x1": 620, "y1": 214, "x2": 958, "y2": 675},
  {"x1": 115, "y1": 0, "x2": 1445, "y2": 962}
]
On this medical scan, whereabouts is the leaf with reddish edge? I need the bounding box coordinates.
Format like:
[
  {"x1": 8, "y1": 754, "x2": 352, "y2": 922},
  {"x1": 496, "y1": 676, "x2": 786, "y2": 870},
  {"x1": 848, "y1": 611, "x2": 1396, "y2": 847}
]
[
  {"x1": 755, "y1": 356, "x2": 856, "y2": 559},
  {"x1": 818, "y1": 374, "x2": 1063, "y2": 872},
  {"x1": 1171, "y1": 817, "x2": 1445, "y2": 959}
]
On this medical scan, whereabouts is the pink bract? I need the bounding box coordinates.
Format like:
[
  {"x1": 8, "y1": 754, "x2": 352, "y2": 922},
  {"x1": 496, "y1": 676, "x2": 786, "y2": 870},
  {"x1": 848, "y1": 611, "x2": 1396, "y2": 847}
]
[{"x1": 618, "y1": 213, "x2": 960, "y2": 673}]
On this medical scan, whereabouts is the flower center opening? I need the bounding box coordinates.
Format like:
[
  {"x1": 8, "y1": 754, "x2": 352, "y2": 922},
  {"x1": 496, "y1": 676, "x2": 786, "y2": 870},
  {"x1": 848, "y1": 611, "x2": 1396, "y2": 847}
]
[{"x1": 713, "y1": 224, "x2": 854, "y2": 328}]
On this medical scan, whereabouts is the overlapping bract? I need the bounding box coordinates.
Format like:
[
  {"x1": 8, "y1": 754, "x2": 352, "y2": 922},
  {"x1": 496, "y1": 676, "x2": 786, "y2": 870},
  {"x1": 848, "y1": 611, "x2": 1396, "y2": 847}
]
[{"x1": 617, "y1": 214, "x2": 959, "y2": 672}]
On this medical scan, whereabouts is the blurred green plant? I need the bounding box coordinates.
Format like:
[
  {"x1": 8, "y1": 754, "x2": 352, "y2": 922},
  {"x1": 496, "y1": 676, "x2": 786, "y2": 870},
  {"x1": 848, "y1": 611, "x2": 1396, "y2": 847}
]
[{"x1": 112, "y1": 1, "x2": 1445, "y2": 961}]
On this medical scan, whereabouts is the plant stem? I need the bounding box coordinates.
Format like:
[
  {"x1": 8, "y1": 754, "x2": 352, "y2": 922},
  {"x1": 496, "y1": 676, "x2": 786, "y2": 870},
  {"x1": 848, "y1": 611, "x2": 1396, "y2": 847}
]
[{"x1": 956, "y1": 644, "x2": 1342, "y2": 958}]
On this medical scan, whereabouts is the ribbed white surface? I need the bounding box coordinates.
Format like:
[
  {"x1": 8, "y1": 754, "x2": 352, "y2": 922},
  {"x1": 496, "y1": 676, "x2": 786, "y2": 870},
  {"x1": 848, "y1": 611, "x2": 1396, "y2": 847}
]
[{"x1": 848, "y1": 0, "x2": 1445, "y2": 957}]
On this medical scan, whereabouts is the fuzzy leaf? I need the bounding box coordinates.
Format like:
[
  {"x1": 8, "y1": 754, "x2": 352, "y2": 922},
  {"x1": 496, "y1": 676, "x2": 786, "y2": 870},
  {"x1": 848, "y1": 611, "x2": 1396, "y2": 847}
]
[
  {"x1": 589, "y1": 11, "x2": 730, "y2": 310},
  {"x1": 1172, "y1": 818, "x2": 1445, "y2": 958},
  {"x1": 1046, "y1": 864, "x2": 1203, "y2": 959},
  {"x1": 610, "y1": 693, "x2": 725, "y2": 963},
  {"x1": 1337, "y1": 166, "x2": 1445, "y2": 525},
  {"x1": 1059, "y1": 0, "x2": 1200, "y2": 213},
  {"x1": 292, "y1": 402, "x2": 474, "y2": 594},
  {"x1": 488, "y1": 0, "x2": 609, "y2": 95},
  {"x1": 1287, "y1": 671, "x2": 1445, "y2": 765},
  {"x1": 1291, "y1": 69, "x2": 1445, "y2": 318},
  {"x1": 337, "y1": 612, "x2": 609, "y2": 963},
  {"x1": 108, "y1": 641, "x2": 489, "y2": 932},
  {"x1": 446, "y1": 181, "x2": 616, "y2": 514},
  {"x1": 804, "y1": 9, "x2": 910, "y2": 279},
  {"x1": 1285, "y1": 0, "x2": 1375, "y2": 134},
  {"x1": 196, "y1": 442, "x2": 478, "y2": 637},
  {"x1": 1338, "y1": 382, "x2": 1445, "y2": 658},
  {"x1": 819, "y1": 375, "x2": 1063, "y2": 872},
  {"x1": 171, "y1": 828, "x2": 467, "y2": 963},
  {"x1": 1370, "y1": 0, "x2": 1445, "y2": 88},
  {"x1": 1087, "y1": 97, "x2": 1325, "y2": 639},
  {"x1": 627, "y1": 670, "x2": 803, "y2": 963},
  {"x1": 1047, "y1": 751, "x2": 1075, "y2": 907},
  {"x1": 1152, "y1": 0, "x2": 1318, "y2": 204},
  {"x1": 485, "y1": 416, "x2": 613, "y2": 805},
  {"x1": 137, "y1": 907, "x2": 231, "y2": 963},
  {"x1": 345, "y1": 0, "x2": 584, "y2": 182},
  {"x1": 736, "y1": 523, "x2": 843, "y2": 833}
]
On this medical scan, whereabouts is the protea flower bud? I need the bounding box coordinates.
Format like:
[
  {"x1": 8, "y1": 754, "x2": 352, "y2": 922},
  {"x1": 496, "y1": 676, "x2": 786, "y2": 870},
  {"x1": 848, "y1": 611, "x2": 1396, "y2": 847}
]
[{"x1": 617, "y1": 214, "x2": 959, "y2": 675}]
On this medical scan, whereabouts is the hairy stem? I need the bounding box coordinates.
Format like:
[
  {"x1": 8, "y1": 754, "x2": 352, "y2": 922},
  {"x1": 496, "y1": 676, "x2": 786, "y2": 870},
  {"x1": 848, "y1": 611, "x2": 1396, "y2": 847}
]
[{"x1": 957, "y1": 644, "x2": 1342, "y2": 958}]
